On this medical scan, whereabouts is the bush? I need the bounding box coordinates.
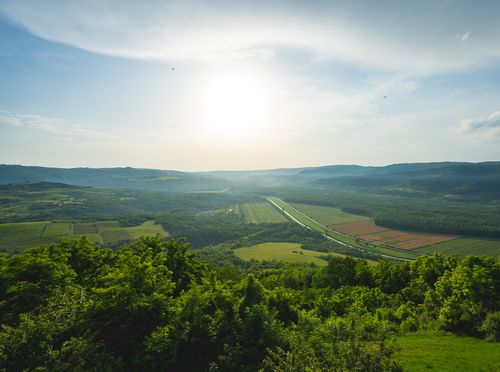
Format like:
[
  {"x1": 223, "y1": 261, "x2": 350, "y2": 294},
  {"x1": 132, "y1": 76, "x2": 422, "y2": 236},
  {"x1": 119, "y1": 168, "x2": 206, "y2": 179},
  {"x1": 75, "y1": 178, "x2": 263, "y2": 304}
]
[{"x1": 479, "y1": 312, "x2": 500, "y2": 342}]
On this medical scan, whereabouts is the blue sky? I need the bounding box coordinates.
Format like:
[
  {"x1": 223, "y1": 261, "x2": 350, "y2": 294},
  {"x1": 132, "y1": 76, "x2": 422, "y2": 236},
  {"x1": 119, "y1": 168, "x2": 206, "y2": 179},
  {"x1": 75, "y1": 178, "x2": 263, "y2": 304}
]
[{"x1": 1, "y1": 0, "x2": 500, "y2": 170}]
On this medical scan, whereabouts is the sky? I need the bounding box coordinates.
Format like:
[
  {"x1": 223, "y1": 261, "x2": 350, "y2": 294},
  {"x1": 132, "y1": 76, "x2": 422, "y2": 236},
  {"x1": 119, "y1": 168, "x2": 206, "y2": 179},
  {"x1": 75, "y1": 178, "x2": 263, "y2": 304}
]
[{"x1": 1, "y1": 0, "x2": 500, "y2": 171}]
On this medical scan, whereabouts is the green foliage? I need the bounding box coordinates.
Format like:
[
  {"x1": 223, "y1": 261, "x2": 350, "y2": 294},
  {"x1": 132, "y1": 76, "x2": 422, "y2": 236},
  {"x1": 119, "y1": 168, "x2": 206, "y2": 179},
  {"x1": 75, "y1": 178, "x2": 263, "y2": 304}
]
[
  {"x1": 434, "y1": 256, "x2": 500, "y2": 334},
  {"x1": 0, "y1": 237, "x2": 498, "y2": 371},
  {"x1": 479, "y1": 311, "x2": 500, "y2": 342}
]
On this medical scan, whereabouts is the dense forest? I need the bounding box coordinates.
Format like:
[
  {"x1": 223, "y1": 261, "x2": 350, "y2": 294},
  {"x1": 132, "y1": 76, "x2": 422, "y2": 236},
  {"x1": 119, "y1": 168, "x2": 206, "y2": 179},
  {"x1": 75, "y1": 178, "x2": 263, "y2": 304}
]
[{"x1": 1, "y1": 236, "x2": 498, "y2": 371}]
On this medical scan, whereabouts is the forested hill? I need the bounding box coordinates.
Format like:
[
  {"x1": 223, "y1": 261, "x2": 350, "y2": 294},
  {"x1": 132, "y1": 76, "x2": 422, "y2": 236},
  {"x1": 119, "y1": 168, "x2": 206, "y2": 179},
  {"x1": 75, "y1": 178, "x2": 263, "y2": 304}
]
[
  {"x1": 0, "y1": 165, "x2": 230, "y2": 192},
  {"x1": 2, "y1": 162, "x2": 500, "y2": 199}
]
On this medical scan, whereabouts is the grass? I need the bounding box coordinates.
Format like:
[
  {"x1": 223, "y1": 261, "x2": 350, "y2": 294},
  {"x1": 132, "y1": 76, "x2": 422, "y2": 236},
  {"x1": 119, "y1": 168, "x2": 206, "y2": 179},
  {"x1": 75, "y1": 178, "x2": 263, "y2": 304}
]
[
  {"x1": 397, "y1": 333, "x2": 500, "y2": 371},
  {"x1": 235, "y1": 203, "x2": 289, "y2": 224},
  {"x1": 0, "y1": 220, "x2": 166, "y2": 252},
  {"x1": 125, "y1": 220, "x2": 165, "y2": 239},
  {"x1": 415, "y1": 237, "x2": 500, "y2": 257},
  {"x1": 290, "y1": 202, "x2": 367, "y2": 226},
  {"x1": 233, "y1": 242, "x2": 338, "y2": 266},
  {"x1": 268, "y1": 197, "x2": 421, "y2": 260}
]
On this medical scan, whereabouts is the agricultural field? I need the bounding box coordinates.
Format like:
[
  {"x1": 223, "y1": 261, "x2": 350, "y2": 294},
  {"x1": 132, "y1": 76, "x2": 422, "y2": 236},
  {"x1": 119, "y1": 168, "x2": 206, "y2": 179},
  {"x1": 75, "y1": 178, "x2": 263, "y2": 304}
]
[
  {"x1": 0, "y1": 221, "x2": 57, "y2": 251},
  {"x1": 233, "y1": 242, "x2": 337, "y2": 266},
  {"x1": 126, "y1": 220, "x2": 166, "y2": 239},
  {"x1": 268, "y1": 197, "x2": 422, "y2": 260},
  {"x1": 234, "y1": 203, "x2": 289, "y2": 224},
  {"x1": 397, "y1": 333, "x2": 500, "y2": 371},
  {"x1": 0, "y1": 220, "x2": 166, "y2": 252},
  {"x1": 332, "y1": 221, "x2": 458, "y2": 250},
  {"x1": 416, "y1": 237, "x2": 500, "y2": 257},
  {"x1": 290, "y1": 202, "x2": 368, "y2": 226}
]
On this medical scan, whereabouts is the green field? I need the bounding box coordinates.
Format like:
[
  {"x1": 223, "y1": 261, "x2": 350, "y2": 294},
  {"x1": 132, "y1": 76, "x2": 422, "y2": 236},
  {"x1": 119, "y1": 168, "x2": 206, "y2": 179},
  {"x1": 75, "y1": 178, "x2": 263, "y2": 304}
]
[
  {"x1": 290, "y1": 202, "x2": 368, "y2": 226},
  {"x1": 415, "y1": 237, "x2": 500, "y2": 257},
  {"x1": 126, "y1": 220, "x2": 166, "y2": 239},
  {"x1": 267, "y1": 197, "x2": 421, "y2": 260},
  {"x1": 235, "y1": 203, "x2": 289, "y2": 224},
  {"x1": 0, "y1": 220, "x2": 166, "y2": 252},
  {"x1": 234, "y1": 242, "x2": 338, "y2": 266},
  {"x1": 397, "y1": 333, "x2": 500, "y2": 371}
]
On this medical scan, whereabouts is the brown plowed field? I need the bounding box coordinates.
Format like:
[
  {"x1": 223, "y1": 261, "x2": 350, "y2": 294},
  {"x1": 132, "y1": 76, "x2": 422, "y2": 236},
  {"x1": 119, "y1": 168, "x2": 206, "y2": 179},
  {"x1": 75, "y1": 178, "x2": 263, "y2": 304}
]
[{"x1": 332, "y1": 220, "x2": 458, "y2": 250}]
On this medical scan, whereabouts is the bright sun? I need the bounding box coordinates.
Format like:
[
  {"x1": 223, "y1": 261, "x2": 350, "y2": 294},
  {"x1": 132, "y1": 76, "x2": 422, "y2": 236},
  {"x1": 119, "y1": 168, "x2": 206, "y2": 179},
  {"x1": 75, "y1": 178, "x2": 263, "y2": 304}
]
[{"x1": 198, "y1": 67, "x2": 273, "y2": 141}]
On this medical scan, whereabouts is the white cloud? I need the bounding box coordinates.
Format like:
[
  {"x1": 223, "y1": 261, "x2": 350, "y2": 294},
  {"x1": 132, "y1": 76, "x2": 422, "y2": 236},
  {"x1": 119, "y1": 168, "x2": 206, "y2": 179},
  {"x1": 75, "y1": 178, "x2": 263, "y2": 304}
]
[
  {"x1": 1, "y1": 1, "x2": 499, "y2": 74},
  {"x1": 0, "y1": 111, "x2": 115, "y2": 141},
  {"x1": 457, "y1": 111, "x2": 500, "y2": 139}
]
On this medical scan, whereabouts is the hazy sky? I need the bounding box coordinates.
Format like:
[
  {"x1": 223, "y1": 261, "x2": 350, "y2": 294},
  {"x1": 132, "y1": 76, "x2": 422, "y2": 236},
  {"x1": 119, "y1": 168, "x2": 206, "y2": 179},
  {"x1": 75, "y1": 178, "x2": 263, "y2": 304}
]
[{"x1": 1, "y1": 0, "x2": 500, "y2": 170}]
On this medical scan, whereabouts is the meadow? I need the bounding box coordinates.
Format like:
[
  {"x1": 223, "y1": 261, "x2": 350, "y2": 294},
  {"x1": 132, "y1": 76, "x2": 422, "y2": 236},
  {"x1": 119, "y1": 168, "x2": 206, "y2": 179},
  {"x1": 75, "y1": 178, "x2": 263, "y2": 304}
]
[
  {"x1": 233, "y1": 242, "x2": 334, "y2": 266},
  {"x1": 0, "y1": 220, "x2": 165, "y2": 252},
  {"x1": 397, "y1": 333, "x2": 500, "y2": 371},
  {"x1": 234, "y1": 202, "x2": 289, "y2": 224}
]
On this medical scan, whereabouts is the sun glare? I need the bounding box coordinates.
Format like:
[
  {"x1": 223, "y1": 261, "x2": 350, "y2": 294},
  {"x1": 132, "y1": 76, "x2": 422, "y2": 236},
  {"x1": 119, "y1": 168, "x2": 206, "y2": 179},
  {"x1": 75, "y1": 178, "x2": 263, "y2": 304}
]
[{"x1": 197, "y1": 67, "x2": 273, "y2": 141}]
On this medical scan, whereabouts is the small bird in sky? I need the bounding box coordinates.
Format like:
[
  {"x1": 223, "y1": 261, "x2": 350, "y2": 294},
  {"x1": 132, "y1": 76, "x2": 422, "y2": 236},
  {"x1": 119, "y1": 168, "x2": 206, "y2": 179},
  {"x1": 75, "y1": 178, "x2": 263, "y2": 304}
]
[
  {"x1": 172, "y1": 67, "x2": 175, "y2": 71},
  {"x1": 383, "y1": 95, "x2": 387, "y2": 99}
]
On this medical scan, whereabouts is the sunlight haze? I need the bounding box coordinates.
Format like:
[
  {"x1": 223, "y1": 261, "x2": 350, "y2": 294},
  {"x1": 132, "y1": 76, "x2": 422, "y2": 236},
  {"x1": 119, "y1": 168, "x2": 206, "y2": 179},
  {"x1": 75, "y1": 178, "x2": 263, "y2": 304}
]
[{"x1": 1, "y1": 1, "x2": 500, "y2": 170}]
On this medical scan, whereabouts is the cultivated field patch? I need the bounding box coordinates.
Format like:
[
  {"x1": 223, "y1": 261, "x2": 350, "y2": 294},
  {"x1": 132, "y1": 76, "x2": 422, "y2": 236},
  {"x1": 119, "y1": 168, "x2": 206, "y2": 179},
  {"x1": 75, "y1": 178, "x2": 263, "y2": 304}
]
[
  {"x1": 290, "y1": 203, "x2": 368, "y2": 226},
  {"x1": 332, "y1": 221, "x2": 458, "y2": 250},
  {"x1": 0, "y1": 220, "x2": 166, "y2": 252},
  {"x1": 415, "y1": 237, "x2": 500, "y2": 256},
  {"x1": 235, "y1": 203, "x2": 289, "y2": 224}
]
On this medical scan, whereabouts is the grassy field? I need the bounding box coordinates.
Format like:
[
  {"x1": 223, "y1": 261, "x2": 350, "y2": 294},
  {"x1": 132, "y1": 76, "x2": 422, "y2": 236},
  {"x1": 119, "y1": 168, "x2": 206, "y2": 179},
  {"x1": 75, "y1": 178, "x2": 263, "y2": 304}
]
[
  {"x1": 290, "y1": 202, "x2": 367, "y2": 226},
  {"x1": 235, "y1": 203, "x2": 289, "y2": 224},
  {"x1": 0, "y1": 220, "x2": 166, "y2": 252},
  {"x1": 397, "y1": 333, "x2": 500, "y2": 371},
  {"x1": 268, "y1": 197, "x2": 422, "y2": 260},
  {"x1": 233, "y1": 242, "x2": 340, "y2": 266},
  {"x1": 415, "y1": 237, "x2": 500, "y2": 257}
]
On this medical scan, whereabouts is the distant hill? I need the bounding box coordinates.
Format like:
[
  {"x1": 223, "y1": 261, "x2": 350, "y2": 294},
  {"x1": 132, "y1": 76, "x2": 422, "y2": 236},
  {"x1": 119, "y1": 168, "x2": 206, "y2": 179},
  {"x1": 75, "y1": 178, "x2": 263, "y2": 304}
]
[
  {"x1": 0, "y1": 165, "x2": 230, "y2": 192},
  {"x1": 2, "y1": 162, "x2": 500, "y2": 199},
  {"x1": 311, "y1": 162, "x2": 500, "y2": 200}
]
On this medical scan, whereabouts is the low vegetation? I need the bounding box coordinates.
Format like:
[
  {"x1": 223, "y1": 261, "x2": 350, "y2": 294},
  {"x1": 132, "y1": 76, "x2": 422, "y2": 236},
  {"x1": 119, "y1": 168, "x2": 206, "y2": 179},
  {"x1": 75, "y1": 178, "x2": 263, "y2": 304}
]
[{"x1": 397, "y1": 333, "x2": 500, "y2": 371}]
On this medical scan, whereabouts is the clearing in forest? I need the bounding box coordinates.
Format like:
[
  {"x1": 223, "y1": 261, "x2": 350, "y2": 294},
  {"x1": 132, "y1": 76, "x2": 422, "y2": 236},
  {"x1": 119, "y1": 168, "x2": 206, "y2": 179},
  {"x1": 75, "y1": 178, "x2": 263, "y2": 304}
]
[{"x1": 233, "y1": 242, "x2": 337, "y2": 266}]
